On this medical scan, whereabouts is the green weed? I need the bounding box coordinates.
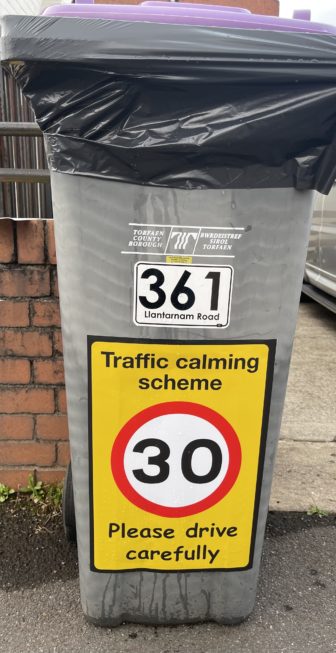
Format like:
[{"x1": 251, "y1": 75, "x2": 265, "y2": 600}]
[
  {"x1": 307, "y1": 505, "x2": 329, "y2": 517},
  {"x1": 1, "y1": 475, "x2": 63, "y2": 511},
  {"x1": 20, "y1": 474, "x2": 45, "y2": 504},
  {"x1": 45, "y1": 484, "x2": 63, "y2": 509},
  {"x1": 0, "y1": 483, "x2": 15, "y2": 503}
]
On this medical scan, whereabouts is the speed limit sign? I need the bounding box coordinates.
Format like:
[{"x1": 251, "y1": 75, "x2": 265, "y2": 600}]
[
  {"x1": 89, "y1": 338, "x2": 275, "y2": 572},
  {"x1": 134, "y1": 263, "x2": 233, "y2": 328},
  {"x1": 111, "y1": 402, "x2": 241, "y2": 518}
]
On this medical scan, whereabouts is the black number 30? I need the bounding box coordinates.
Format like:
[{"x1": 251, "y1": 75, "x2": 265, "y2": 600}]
[{"x1": 132, "y1": 438, "x2": 222, "y2": 484}]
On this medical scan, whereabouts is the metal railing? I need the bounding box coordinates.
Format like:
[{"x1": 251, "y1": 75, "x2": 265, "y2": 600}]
[{"x1": 0, "y1": 69, "x2": 52, "y2": 219}]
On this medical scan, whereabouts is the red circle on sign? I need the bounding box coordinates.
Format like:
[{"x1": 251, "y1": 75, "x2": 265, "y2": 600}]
[{"x1": 111, "y1": 401, "x2": 241, "y2": 518}]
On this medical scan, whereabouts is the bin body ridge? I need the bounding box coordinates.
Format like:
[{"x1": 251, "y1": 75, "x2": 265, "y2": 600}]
[{"x1": 51, "y1": 176, "x2": 313, "y2": 624}]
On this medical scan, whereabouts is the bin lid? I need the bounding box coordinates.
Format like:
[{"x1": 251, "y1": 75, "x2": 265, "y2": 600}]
[
  {"x1": 41, "y1": 4, "x2": 336, "y2": 34},
  {"x1": 141, "y1": 2, "x2": 251, "y2": 12}
]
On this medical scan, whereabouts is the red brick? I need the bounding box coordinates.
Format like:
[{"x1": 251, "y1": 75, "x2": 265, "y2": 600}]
[
  {"x1": 51, "y1": 269, "x2": 59, "y2": 297},
  {"x1": 53, "y1": 329, "x2": 63, "y2": 355},
  {"x1": 0, "y1": 300, "x2": 29, "y2": 327},
  {"x1": 46, "y1": 221, "x2": 57, "y2": 264},
  {"x1": 36, "y1": 468, "x2": 66, "y2": 484},
  {"x1": 17, "y1": 220, "x2": 45, "y2": 264},
  {"x1": 0, "y1": 415, "x2": 34, "y2": 440},
  {"x1": 31, "y1": 300, "x2": 61, "y2": 327},
  {"x1": 0, "y1": 468, "x2": 33, "y2": 490},
  {"x1": 0, "y1": 220, "x2": 15, "y2": 263},
  {"x1": 0, "y1": 330, "x2": 52, "y2": 357},
  {"x1": 57, "y1": 388, "x2": 67, "y2": 413},
  {"x1": 0, "y1": 267, "x2": 50, "y2": 297},
  {"x1": 0, "y1": 441, "x2": 55, "y2": 466},
  {"x1": 0, "y1": 387, "x2": 54, "y2": 414},
  {"x1": 33, "y1": 359, "x2": 64, "y2": 385},
  {"x1": 57, "y1": 441, "x2": 70, "y2": 466},
  {"x1": 35, "y1": 414, "x2": 68, "y2": 440},
  {"x1": 0, "y1": 358, "x2": 30, "y2": 383}
]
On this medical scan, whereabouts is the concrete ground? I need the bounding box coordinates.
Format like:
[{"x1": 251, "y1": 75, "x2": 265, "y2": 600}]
[
  {"x1": 0, "y1": 507, "x2": 335, "y2": 653},
  {"x1": 0, "y1": 300, "x2": 335, "y2": 652},
  {"x1": 270, "y1": 301, "x2": 336, "y2": 512}
]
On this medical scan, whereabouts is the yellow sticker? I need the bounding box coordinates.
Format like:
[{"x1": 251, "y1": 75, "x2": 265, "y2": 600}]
[
  {"x1": 166, "y1": 255, "x2": 193, "y2": 264},
  {"x1": 89, "y1": 339, "x2": 275, "y2": 572}
]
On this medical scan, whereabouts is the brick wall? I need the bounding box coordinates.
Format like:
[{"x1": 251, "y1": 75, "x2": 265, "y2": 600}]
[
  {"x1": 0, "y1": 219, "x2": 69, "y2": 489},
  {"x1": 96, "y1": 0, "x2": 280, "y2": 16}
]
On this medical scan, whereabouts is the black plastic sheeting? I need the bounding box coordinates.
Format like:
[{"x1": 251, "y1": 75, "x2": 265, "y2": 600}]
[{"x1": 2, "y1": 15, "x2": 336, "y2": 193}]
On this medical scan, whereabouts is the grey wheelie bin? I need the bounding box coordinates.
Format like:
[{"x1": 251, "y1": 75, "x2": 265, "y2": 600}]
[{"x1": 2, "y1": 3, "x2": 336, "y2": 626}]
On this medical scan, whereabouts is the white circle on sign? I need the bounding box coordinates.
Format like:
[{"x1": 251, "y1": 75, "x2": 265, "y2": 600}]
[{"x1": 123, "y1": 413, "x2": 229, "y2": 508}]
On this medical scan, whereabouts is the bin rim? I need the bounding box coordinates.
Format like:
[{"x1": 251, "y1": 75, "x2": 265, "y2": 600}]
[
  {"x1": 40, "y1": 4, "x2": 336, "y2": 35},
  {"x1": 141, "y1": 2, "x2": 252, "y2": 13},
  {"x1": 2, "y1": 14, "x2": 336, "y2": 69}
]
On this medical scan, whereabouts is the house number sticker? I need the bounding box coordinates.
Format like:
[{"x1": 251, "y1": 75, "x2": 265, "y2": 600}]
[{"x1": 134, "y1": 263, "x2": 233, "y2": 328}]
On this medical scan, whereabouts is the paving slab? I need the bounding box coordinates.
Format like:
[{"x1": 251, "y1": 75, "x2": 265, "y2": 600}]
[
  {"x1": 280, "y1": 302, "x2": 335, "y2": 442},
  {"x1": 270, "y1": 441, "x2": 336, "y2": 512},
  {"x1": 271, "y1": 301, "x2": 336, "y2": 510}
]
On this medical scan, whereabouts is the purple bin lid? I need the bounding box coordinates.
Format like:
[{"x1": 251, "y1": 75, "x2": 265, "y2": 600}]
[
  {"x1": 141, "y1": 2, "x2": 251, "y2": 12},
  {"x1": 42, "y1": 3, "x2": 336, "y2": 34},
  {"x1": 293, "y1": 10, "x2": 311, "y2": 21}
]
